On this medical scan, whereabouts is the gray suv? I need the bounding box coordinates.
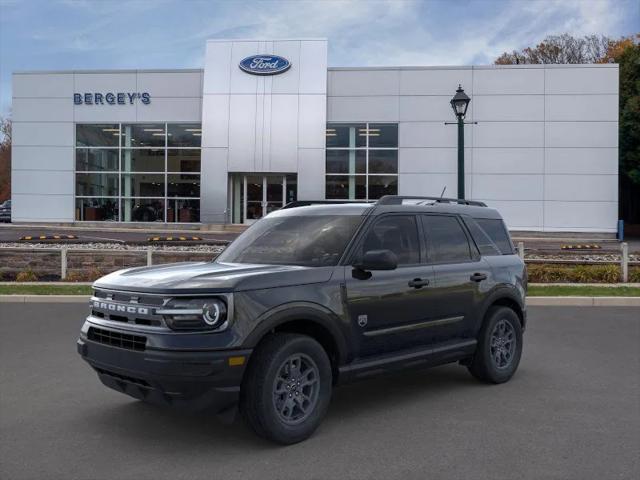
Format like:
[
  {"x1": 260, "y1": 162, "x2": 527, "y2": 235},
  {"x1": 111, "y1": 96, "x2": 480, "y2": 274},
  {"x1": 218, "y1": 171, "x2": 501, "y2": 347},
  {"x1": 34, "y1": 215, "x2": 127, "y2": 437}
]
[{"x1": 78, "y1": 195, "x2": 527, "y2": 444}]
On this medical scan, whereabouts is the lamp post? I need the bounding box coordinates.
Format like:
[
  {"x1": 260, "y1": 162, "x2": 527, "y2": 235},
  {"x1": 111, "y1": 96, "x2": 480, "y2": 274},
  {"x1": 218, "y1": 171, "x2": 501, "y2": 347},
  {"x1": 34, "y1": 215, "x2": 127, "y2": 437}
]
[{"x1": 449, "y1": 85, "x2": 471, "y2": 200}]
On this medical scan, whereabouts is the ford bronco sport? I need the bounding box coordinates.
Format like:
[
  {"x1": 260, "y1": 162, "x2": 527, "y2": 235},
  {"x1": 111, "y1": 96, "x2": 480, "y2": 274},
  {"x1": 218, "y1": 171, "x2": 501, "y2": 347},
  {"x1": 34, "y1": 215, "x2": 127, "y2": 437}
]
[{"x1": 78, "y1": 195, "x2": 527, "y2": 444}]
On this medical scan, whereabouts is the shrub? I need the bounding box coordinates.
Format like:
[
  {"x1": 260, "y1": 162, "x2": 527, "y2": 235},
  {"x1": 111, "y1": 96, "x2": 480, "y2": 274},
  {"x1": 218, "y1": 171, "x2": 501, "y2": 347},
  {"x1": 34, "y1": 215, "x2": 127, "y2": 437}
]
[
  {"x1": 630, "y1": 266, "x2": 640, "y2": 283},
  {"x1": 65, "y1": 267, "x2": 105, "y2": 282},
  {"x1": 15, "y1": 270, "x2": 39, "y2": 282},
  {"x1": 526, "y1": 264, "x2": 620, "y2": 283}
]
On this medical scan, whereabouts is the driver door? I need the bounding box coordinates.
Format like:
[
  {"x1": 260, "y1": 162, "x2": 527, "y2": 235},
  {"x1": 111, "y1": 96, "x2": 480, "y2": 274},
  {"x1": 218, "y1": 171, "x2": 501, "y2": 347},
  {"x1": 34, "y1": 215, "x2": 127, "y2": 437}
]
[{"x1": 344, "y1": 214, "x2": 435, "y2": 357}]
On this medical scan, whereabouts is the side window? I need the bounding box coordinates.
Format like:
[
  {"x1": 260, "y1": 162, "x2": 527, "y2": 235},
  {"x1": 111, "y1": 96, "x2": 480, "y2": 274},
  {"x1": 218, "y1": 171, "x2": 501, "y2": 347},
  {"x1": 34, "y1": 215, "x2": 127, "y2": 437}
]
[
  {"x1": 475, "y1": 218, "x2": 514, "y2": 255},
  {"x1": 360, "y1": 215, "x2": 420, "y2": 265},
  {"x1": 463, "y1": 217, "x2": 501, "y2": 256},
  {"x1": 422, "y1": 215, "x2": 472, "y2": 263}
]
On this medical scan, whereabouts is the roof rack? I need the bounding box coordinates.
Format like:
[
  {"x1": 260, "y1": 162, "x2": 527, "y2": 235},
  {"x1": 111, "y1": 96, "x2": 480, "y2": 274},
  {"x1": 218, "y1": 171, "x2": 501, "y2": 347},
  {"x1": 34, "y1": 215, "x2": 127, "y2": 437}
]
[
  {"x1": 376, "y1": 195, "x2": 487, "y2": 207},
  {"x1": 281, "y1": 200, "x2": 374, "y2": 209}
]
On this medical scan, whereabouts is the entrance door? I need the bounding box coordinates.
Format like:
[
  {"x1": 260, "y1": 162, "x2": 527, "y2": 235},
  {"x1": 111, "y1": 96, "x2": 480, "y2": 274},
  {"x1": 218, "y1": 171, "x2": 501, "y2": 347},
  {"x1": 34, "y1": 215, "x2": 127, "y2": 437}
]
[
  {"x1": 265, "y1": 176, "x2": 284, "y2": 215},
  {"x1": 231, "y1": 174, "x2": 296, "y2": 224},
  {"x1": 245, "y1": 175, "x2": 264, "y2": 223}
]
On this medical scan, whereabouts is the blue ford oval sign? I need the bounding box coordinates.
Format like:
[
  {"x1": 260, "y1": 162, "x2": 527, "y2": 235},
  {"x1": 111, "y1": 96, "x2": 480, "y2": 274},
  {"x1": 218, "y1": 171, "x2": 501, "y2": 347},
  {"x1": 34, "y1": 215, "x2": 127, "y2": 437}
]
[{"x1": 239, "y1": 55, "x2": 291, "y2": 75}]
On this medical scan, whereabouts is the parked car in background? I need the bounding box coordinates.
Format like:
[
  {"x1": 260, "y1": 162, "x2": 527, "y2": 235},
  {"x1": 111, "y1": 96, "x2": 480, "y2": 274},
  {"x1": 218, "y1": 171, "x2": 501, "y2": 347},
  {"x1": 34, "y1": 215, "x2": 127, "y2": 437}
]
[{"x1": 0, "y1": 200, "x2": 11, "y2": 222}]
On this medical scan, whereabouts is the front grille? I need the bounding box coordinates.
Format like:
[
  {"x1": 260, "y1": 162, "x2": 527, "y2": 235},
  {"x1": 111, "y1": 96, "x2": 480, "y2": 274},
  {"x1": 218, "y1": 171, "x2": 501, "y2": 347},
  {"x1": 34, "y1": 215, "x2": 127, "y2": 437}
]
[
  {"x1": 90, "y1": 289, "x2": 166, "y2": 328},
  {"x1": 94, "y1": 289, "x2": 165, "y2": 306},
  {"x1": 87, "y1": 327, "x2": 146, "y2": 351}
]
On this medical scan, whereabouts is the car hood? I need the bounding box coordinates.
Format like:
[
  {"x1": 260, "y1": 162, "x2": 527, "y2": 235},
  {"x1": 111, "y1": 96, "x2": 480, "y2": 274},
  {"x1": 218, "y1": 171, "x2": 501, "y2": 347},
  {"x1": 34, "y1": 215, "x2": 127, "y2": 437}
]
[{"x1": 93, "y1": 261, "x2": 335, "y2": 294}]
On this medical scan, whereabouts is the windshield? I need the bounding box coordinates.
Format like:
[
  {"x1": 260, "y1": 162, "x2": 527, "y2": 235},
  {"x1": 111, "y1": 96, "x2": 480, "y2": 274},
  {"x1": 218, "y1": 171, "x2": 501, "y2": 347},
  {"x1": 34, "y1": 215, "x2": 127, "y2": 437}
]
[{"x1": 217, "y1": 215, "x2": 363, "y2": 267}]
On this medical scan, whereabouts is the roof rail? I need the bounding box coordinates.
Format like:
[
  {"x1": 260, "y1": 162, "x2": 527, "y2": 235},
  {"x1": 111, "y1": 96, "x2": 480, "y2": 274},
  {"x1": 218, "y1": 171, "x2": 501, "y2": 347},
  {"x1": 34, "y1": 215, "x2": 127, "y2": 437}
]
[
  {"x1": 281, "y1": 200, "x2": 374, "y2": 209},
  {"x1": 376, "y1": 195, "x2": 487, "y2": 207}
]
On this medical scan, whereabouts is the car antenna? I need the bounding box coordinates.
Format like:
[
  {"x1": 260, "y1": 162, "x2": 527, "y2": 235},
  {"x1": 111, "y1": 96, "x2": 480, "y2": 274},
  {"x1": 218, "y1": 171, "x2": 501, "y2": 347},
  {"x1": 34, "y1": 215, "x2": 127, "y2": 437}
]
[{"x1": 438, "y1": 186, "x2": 446, "y2": 201}]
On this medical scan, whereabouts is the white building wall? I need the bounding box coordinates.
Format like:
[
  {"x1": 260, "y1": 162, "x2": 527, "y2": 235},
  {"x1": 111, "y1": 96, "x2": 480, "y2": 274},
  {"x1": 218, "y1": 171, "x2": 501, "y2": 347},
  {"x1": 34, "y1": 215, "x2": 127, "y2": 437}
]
[
  {"x1": 11, "y1": 58, "x2": 618, "y2": 232},
  {"x1": 327, "y1": 64, "x2": 618, "y2": 232},
  {"x1": 11, "y1": 69, "x2": 203, "y2": 222},
  {"x1": 200, "y1": 39, "x2": 327, "y2": 223}
]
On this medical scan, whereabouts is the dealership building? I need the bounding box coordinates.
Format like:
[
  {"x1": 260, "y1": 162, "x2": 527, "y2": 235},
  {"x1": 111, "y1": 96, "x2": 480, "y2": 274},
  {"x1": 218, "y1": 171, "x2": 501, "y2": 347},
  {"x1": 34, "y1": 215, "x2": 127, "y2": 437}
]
[{"x1": 11, "y1": 39, "x2": 619, "y2": 231}]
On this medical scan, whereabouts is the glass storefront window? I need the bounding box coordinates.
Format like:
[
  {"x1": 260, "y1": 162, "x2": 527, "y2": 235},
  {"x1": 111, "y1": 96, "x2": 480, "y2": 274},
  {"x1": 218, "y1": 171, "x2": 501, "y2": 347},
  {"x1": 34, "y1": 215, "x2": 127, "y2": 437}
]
[
  {"x1": 75, "y1": 198, "x2": 119, "y2": 221},
  {"x1": 326, "y1": 150, "x2": 366, "y2": 174},
  {"x1": 121, "y1": 198, "x2": 165, "y2": 222},
  {"x1": 167, "y1": 149, "x2": 200, "y2": 172},
  {"x1": 121, "y1": 148, "x2": 165, "y2": 172},
  {"x1": 368, "y1": 176, "x2": 398, "y2": 199},
  {"x1": 167, "y1": 174, "x2": 200, "y2": 197},
  {"x1": 75, "y1": 123, "x2": 201, "y2": 222},
  {"x1": 76, "y1": 124, "x2": 120, "y2": 147},
  {"x1": 168, "y1": 124, "x2": 202, "y2": 147},
  {"x1": 325, "y1": 124, "x2": 366, "y2": 148},
  {"x1": 76, "y1": 173, "x2": 119, "y2": 197},
  {"x1": 121, "y1": 124, "x2": 166, "y2": 147},
  {"x1": 368, "y1": 124, "x2": 398, "y2": 148},
  {"x1": 368, "y1": 150, "x2": 398, "y2": 173},
  {"x1": 167, "y1": 199, "x2": 200, "y2": 223},
  {"x1": 75, "y1": 149, "x2": 118, "y2": 171},
  {"x1": 121, "y1": 174, "x2": 165, "y2": 197},
  {"x1": 326, "y1": 175, "x2": 366, "y2": 200},
  {"x1": 326, "y1": 122, "x2": 399, "y2": 200}
]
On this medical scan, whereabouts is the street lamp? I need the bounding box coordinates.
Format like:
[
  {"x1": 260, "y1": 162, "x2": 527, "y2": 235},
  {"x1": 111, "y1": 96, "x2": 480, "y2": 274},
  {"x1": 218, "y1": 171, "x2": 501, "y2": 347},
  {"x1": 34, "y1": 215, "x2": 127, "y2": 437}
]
[{"x1": 450, "y1": 85, "x2": 470, "y2": 200}]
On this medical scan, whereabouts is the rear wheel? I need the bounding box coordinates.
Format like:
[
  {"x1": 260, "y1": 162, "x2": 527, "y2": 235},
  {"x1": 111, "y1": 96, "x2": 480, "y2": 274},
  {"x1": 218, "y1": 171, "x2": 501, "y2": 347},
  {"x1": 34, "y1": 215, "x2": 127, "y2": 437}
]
[
  {"x1": 240, "y1": 333, "x2": 332, "y2": 444},
  {"x1": 468, "y1": 306, "x2": 522, "y2": 383}
]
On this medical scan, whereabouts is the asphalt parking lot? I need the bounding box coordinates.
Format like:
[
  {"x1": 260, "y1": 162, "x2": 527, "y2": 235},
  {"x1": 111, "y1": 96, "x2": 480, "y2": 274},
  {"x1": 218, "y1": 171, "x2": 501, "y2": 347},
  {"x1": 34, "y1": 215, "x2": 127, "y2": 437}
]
[{"x1": 1, "y1": 304, "x2": 638, "y2": 480}]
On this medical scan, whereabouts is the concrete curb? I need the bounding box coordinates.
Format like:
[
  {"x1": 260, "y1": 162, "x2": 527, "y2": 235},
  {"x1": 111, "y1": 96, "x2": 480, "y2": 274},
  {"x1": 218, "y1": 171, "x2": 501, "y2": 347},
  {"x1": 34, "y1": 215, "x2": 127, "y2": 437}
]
[
  {"x1": 1, "y1": 295, "x2": 640, "y2": 306},
  {"x1": 529, "y1": 283, "x2": 640, "y2": 288},
  {"x1": 526, "y1": 296, "x2": 640, "y2": 306}
]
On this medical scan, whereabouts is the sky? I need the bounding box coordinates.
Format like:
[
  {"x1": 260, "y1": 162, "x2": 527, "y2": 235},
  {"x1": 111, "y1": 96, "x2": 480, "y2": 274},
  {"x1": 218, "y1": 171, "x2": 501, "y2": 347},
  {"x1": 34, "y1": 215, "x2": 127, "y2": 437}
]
[{"x1": 0, "y1": 0, "x2": 638, "y2": 115}]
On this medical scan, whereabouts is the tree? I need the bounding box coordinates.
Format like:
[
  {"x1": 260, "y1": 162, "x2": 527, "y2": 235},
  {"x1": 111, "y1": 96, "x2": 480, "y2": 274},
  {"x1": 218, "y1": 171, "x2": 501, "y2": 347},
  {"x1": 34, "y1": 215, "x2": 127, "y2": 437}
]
[
  {"x1": 495, "y1": 34, "x2": 640, "y2": 225},
  {"x1": 495, "y1": 34, "x2": 610, "y2": 64},
  {"x1": 607, "y1": 35, "x2": 640, "y2": 224},
  {"x1": 0, "y1": 117, "x2": 10, "y2": 202}
]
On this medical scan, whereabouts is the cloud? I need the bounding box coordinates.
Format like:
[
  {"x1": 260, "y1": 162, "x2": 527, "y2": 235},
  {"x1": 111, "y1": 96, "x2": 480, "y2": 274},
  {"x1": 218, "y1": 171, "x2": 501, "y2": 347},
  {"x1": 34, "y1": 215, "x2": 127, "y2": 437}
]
[{"x1": 0, "y1": 0, "x2": 636, "y2": 115}]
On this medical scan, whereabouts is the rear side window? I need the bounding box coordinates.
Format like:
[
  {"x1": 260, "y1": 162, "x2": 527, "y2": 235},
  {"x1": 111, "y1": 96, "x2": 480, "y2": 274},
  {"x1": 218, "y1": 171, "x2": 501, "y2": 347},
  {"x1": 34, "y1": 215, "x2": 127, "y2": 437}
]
[
  {"x1": 422, "y1": 215, "x2": 472, "y2": 263},
  {"x1": 475, "y1": 218, "x2": 514, "y2": 254},
  {"x1": 463, "y1": 218, "x2": 502, "y2": 256},
  {"x1": 360, "y1": 215, "x2": 420, "y2": 265}
]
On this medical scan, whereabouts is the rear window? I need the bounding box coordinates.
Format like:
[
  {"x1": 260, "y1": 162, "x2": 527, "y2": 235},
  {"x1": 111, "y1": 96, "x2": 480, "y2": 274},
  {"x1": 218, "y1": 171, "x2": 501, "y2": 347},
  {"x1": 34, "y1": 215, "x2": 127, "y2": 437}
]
[
  {"x1": 475, "y1": 218, "x2": 514, "y2": 255},
  {"x1": 422, "y1": 215, "x2": 472, "y2": 263}
]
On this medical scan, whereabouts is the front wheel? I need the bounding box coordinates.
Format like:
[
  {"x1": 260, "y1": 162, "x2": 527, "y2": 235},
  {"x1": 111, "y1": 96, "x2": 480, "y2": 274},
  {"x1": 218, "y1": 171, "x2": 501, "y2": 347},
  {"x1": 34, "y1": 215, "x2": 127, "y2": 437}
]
[
  {"x1": 468, "y1": 306, "x2": 523, "y2": 384},
  {"x1": 240, "y1": 333, "x2": 332, "y2": 444}
]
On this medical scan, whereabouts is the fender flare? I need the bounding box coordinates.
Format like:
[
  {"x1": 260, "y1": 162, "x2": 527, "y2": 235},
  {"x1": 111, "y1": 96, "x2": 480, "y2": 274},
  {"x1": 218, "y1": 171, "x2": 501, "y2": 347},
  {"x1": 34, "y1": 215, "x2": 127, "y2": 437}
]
[
  {"x1": 477, "y1": 285, "x2": 525, "y2": 329},
  {"x1": 243, "y1": 302, "x2": 350, "y2": 365}
]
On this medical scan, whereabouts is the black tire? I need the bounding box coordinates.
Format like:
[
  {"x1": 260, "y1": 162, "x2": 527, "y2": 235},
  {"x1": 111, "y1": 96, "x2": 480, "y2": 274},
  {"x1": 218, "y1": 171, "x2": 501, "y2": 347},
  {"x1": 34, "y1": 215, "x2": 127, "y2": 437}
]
[
  {"x1": 468, "y1": 306, "x2": 523, "y2": 384},
  {"x1": 240, "y1": 333, "x2": 332, "y2": 444}
]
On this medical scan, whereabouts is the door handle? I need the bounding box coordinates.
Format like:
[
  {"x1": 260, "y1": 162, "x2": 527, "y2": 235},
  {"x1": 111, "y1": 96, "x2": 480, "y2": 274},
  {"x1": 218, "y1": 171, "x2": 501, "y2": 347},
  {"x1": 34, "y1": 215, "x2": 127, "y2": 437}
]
[
  {"x1": 470, "y1": 272, "x2": 488, "y2": 282},
  {"x1": 408, "y1": 278, "x2": 430, "y2": 288}
]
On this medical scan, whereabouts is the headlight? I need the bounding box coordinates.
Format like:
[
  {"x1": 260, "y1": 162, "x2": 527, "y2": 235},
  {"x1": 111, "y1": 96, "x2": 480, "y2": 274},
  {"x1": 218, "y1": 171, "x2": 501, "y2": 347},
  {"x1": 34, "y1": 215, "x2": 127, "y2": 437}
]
[{"x1": 157, "y1": 297, "x2": 228, "y2": 331}]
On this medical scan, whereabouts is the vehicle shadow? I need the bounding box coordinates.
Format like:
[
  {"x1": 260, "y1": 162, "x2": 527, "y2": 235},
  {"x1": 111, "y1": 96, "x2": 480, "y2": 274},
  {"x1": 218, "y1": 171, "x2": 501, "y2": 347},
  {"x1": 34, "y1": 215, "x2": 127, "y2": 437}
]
[{"x1": 82, "y1": 363, "x2": 489, "y2": 450}]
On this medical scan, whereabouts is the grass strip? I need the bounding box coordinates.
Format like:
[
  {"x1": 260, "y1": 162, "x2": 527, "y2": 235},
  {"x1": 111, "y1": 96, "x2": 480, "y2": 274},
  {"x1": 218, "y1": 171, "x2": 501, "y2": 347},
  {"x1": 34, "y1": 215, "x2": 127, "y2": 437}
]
[{"x1": 528, "y1": 285, "x2": 640, "y2": 297}]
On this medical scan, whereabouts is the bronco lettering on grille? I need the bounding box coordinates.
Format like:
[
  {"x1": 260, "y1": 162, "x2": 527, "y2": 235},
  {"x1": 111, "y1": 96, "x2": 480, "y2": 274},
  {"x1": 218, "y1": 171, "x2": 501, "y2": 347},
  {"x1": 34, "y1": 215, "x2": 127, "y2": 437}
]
[{"x1": 92, "y1": 300, "x2": 149, "y2": 315}]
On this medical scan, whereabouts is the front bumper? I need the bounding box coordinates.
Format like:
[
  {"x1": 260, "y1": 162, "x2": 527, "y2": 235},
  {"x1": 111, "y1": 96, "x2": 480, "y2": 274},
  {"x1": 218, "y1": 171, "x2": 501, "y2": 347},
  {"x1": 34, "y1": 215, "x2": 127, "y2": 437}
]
[{"x1": 77, "y1": 333, "x2": 251, "y2": 413}]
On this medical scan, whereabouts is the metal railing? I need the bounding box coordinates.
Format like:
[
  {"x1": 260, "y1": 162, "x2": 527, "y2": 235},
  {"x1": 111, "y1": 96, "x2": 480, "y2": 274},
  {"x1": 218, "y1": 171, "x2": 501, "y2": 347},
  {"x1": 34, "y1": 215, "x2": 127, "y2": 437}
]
[{"x1": 0, "y1": 243, "x2": 635, "y2": 282}]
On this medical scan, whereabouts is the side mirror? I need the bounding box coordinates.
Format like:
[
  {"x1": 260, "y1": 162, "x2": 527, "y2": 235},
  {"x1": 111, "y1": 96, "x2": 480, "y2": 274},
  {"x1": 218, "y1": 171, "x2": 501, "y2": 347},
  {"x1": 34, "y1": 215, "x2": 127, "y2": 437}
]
[{"x1": 355, "y1": 249, "x2": 398, "y2": 271}]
